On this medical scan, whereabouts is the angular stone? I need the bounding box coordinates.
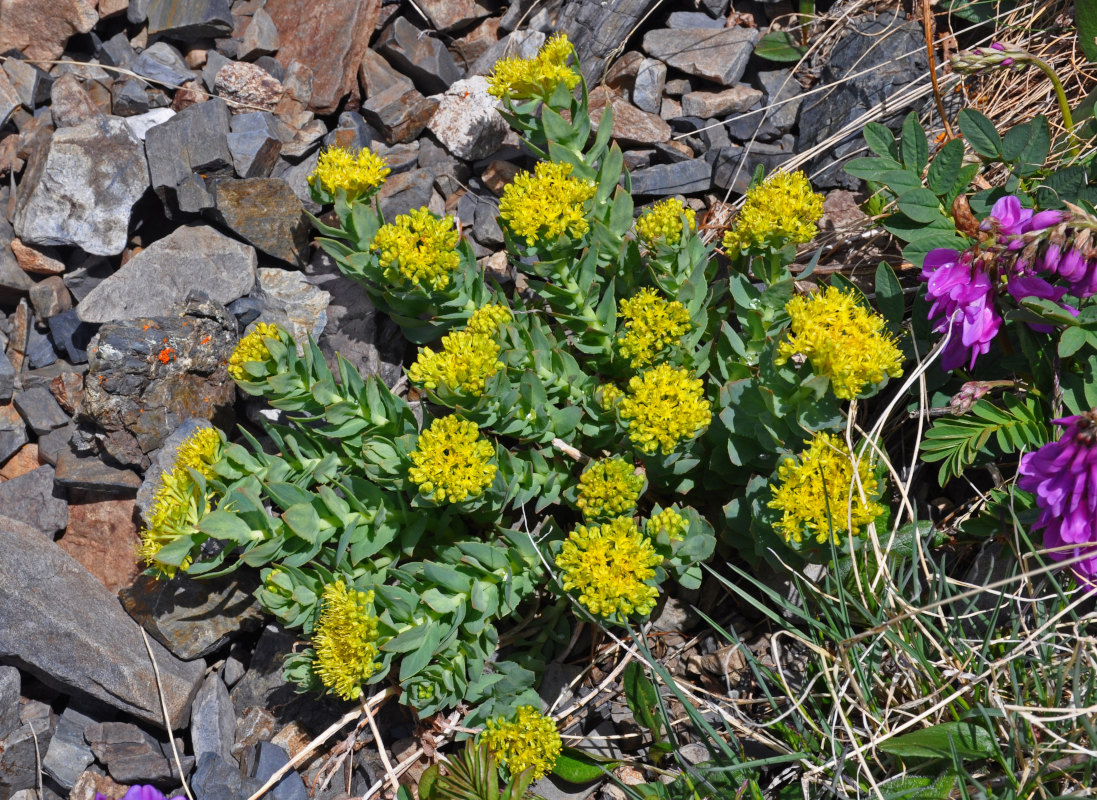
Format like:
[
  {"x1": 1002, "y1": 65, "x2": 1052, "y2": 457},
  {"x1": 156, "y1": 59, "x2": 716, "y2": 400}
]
[
  {"x1": 29, "y1": 276, "x2": 73, "y2": 320},
  {"x1": 3, "y1": 56, "x2": 52, "y2": 109},
  {"x1": 321, "y1": 110, "x2": 373, "y2": 152},
  {"x1": 146, "y1": 98, "x2": 232, "y2": 215},
  {"x1": 38, "y1": 424, "x2": 71, "y2": 466},
  {"x1": 54, "y1": 453, "x2": 141, "y2": 493},
  {"x1": 0, "y1": 442, "x2": 36, "y2": 480},
  {"x1": 228, "y1": 111, "x2": 282, "y2": 177},
  {"x1": 192, "y1": 752, "x2": 244, "y2": 800},
  {"x1": 712, "y1": 142, "x2": 792, "y2": 193},
  {"x1": 756, "y1": 69, "x2": 803, "y2": 132},
  {"x1": 111, "y1": 79, "x2": 150, "y2": 116},
  {"x1": 357, "y1": 49, "x2": 413, "y2": 100},
  {"x1": 98, "y1": 32, "x2": 137, "y2": 69},
  {"x1": 14, "y1": 387, "x2": 68, "y2": 435},
  {"x1": 0, "y1": 514, "x2": 205, "y2": 726},
  {"x1": 212, "y1": 178, "x2": 309, "y2": 267},
  {"x1": 215, "y1": 61, "x2": 283, "y2": 111},
  {"x1": 42, "y1": 702, "x2": 106, "y2": 790},
  {"x1": 605, "y1": 50, "x2": 644, "y2": 91},
  {"x1": 0, "y1": 69, "x2": 19, "y2": 128},
  {"x1": 668, "y1": 10, "x2": 724, "y2": 28},
  {"x1": 375, "y1": 16, "x2": 463, "y2": 96},
  {"x1": 122, "y1": 107, "x2": 174, "y2": 141},
  {"x1": 70, "y1": 770, "x2": 128, "y2": 800},
  {"x1": 77, "y1": 226, "x2": 256, "y2": 323},
  {"x1": 50, "y1": 73, "x2": 102, "y2": 127},
  {"x1": 202, "y1": 49, "x2": 231, "y2": 93},
  {"x1": 86, "y1": 721, "x2": 191, "y2": 784},
  {"x1": 0, "y1": 0, "x2": 98, "y2": 61},
  {"x1": 377, "y1": 169, "x2": 434, "y2": 221},
  {"x1": 26, "y1": 323, "x2": 56, "y2": 370},
  {"x1": 632, "y1": 58, "x2": 666, "y2": 114},
  {"x1": 47, "y1": 309, "x2": 95, "y2": 364},
  {"x1": 240, "y1": 8, "x2": 280, "y2": 60},
  {"x1": 417, "y1": 0, "x2": 493, "y2": 32},
  {"x1": 255, "y1": 742, "x2": 307, "y2": 800},
  {"x1": 630, "y1": 157, "x2": 711, "y2": 195},
  {"x1": 266, "y1": 0, "x2": 381, "y2": 114},
  {"x1": 361, "y1": 83, "x2": 438, "y2": 145},
  {"x1": 270, "y1": 150, "x2": 319, "y2": 214},
  {"x1": 279, "y1": 118, "x2": 326, "y2": 162},
  {"x1": 469, "y1": 29, "x2": 543, "y2": 76},
  {"x1": 256, "y1": 267, "x2": 330, "y2": 344},
  {"x1": 427, "y1": 76, "x2": 507, "y2": 161},
  {"x1": 135, "y1": 418, "x2": 212, "y2": 523},
  {"x1": 0, "y1": 350, "x2": 13, "y2": 402},
  {"x1": 131, "y1": 41, "x2": 195, "y2": 88},
  {"x1": 723, "y1": 108, "x2": 781, "y2": 143},
  {"x1": 12, "y1": 239, "x2": 65, "y2": 276},
  {"x1": 681, "y1": 84, "x2": 763, "y2": 118},
  {"x1": 589, "y1": 86, "x2": 670, "y2": 147},
  {"x1": 0, "y1": 665, "x2": 18, "y2": 738},
  {"x1": 0, "y1": 403, "x2": 27, "y2": 463},
  {"x1": 0, "y1": 717, "x2": 52, "y2": 795},
  {"x1": 120, "y1": 572, "x2": 264, "y2": 660},
  {"x1": 0, "y1": 464, "x2": 67, "y2": 534},
  {"x1": 561, "y1": 0, "x2": 657, "y2": 83},
  {"x1": 642, "y1": 27, "x2": 758, "y2": 86},
  {"x1": 450, "y1": 15, "x2": 501, "y2": 68},
  {"x1": 146, "y1": 0, "x2": 233, "y2": 41},
  {"x1": 191, "y1": 673, "x2": 235, "y2": 765},
  {"x1": 81, "y1": 296, "x2": 238, "y2": 454},
  {"x1": 57, "y1": 493, "x2": 139, "y2": 593},
  {"x1": 13, "y1": 117, "x2": 148, "y2": 257}
]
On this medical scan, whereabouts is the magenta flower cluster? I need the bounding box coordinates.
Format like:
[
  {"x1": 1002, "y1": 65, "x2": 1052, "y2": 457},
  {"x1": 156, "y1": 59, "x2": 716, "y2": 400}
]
[
  {"x1": 1018, "y1": 411, "x2": 1097, "y2": 589},
  {"x1": 922, "y1": 196, "x2": 1076, "y2": 371}
]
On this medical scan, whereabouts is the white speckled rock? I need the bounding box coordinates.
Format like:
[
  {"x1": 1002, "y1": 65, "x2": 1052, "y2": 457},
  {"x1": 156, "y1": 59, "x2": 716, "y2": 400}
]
[{"x1": 427, "y1": 75, "x2": 507, "y2": 161}]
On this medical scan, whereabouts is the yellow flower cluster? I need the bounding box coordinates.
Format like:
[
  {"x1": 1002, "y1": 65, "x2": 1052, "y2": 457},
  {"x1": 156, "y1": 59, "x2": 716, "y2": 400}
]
[
  {"x1": 556, "y1": 517, "x2": 663, "y2": 617},
  {"x1": 486, "y1": 33, "x2": 581, "y2": 102},
  {"x1": 599, "y1": 384, "x2": 623, "y2": 410},
  {"x1": 722, "y1": 170, "x2": 824, "y2": 252},
  {"x1": 635, "y1": 198, "x2": 697, "y2": 247},
  {"x1": 616, "y1": 288, "x2": 692, "y2": 368},
  {"x1": 138, "y1": 427, "x2": 224, "y2": 573},
  {"x1": 777, "y1": 287, "x2": 904, "y2": 400},
  {"x1": 482, "y1": 706, "x2": 562, "y2": 779},
  {"x1": 648, "y1": 508, "x2": 688, "y2": 540},
  {"x1": 576, "y1": 457, "x2": 643, "y2": 519},
  {"x1": 408, "y1": 416, "x2": 497, "y2": 502},
  {"x1": 408, "y1": 305, "x2": 512, "y2": 396},
  {"x1": 408, "y1": 329, "x2": 503, "y2": 396},
  {"x1": 312, "y1": 581, "x2": 382, "y2": 701},
  {"x1": 308, "y1": 146, "x2": 390, "y2": 201},
  {"x1": 227, "y1": 322, "x2": 281, "y2": 381},
  {"x1": 768, "y1": 432, "x2": 885, "y2": 545},
  {"x1": 499, "y1": 161, "x2": 596, "y2": 247},
  {"x1": 618, "y1": 364, "x2": 711, "y2": 455},
  {"x1": 371, "y1": 207, "x2": 461, "y2": 291}
]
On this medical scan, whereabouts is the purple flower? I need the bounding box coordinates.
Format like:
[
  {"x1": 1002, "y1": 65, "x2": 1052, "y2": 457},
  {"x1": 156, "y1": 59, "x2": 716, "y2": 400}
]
[
  {"x1": 97, "y1": 787, "x2": 184, "y2": 800},
  {"x1": 922, "y1": 248, "x2": 1002, "y2": 370},
  {"x1": 1040, "y1": 245, "x2": 1097, "y2": 299},
  {"x1": 1018, "y1": 410, "x2": 1097, "y2": 589},
  {"x1": 981, "y1": 196, "x2": 1032, "y2": 249}
]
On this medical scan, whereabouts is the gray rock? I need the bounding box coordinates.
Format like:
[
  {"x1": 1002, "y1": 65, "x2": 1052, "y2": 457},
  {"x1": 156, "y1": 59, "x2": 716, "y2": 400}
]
[
  {"x1": 651, "y1": 596, "x2": 701, "y2": 633},
  {"x1": 416, "y1": 0, "x2": 494, "y2": 32},
  {"x1": 722, "y1": 107, "x2": 782, "y2": 143},
  {"x1": 80, "y1": 295, "x2": 238, "y2": 454},
  {"x1": 668, "y1": 10, "x2": 724, "y2": 28},
  {"x1": 98, "y1": 32, "x2": 137, "y2": 69},
  {"x1": 376, "y1": 140, "x2": 422, "y2": 175},
  {"x1": 562, "y1": 0, "x2": 658, "y2": 83},
  {"x1": 0, "y1": 718, "x2": 52, "y2": 796},
  {"x1": 54, "y1": 453, "x2": 141, "y2": 494},
  {"x1": 357, "y1": 49, "x2": 414, "y2": 99},
  {"x1": 530, "y1": 775, "x2": 598, "y2": 800},
  {"x1": 256, "y1": 267, "x2": 331, "y2": 344},
  {"x1": 42, "y1": 702, "x2": 107, "y2": 790},
  {"x1": 0, "y1": 350, "x2": 14, "y2": 403},
  {"x1": 712, "y1": 143, "x2": 792, "y2": 193},
  {"x1": 0, "y1": 70, "x2": 18, "y2": 129},
  {"x1": 664, "y1": 78, "x2": 691, "y2": 97},
  {"x1": 86, "y1": 721, "x2": 192, "y2": 784},
  {"x1": 0, "y1": 514, "x2": 205, "y2": 726},
  {"x1": 254, "y1": 742, "x2": 307, "y2": 800},
  {"x1": 128, "y1": 0, "x2": 151, "y2": 22},
  {"x1": 427, "y1": 76, "x2": 507, "y2": 161},
  {"x1": 146, "y1": 99, "x2": 233, "y2": 215},
  {"x1": 240, "y1": 8, "x2": 280, "y2": 60},
  {"x1": 681, "y1": 85, "x2": 763, "y2": 118},
  {"x1": 37, "y1": 423, "x2": 74, "y2": 467},
  {"x1": 14, "y1": 387, "x2": 70, "y2": 435},
  {"x1": 13, "y1": 117, "x2": 149, "y2": 257},
  {"x1": 122, "y1": 107, "x2": 175, "y2": 140},
  {"x1": 361, "y1": 83, "x2": 438, "y2": 145},
  {"x1": 191, "y1": 673, "x2": 236, "y2": 765},
  {"x1": 0, "y1": 666, "x2": 18, "y2": 738},
  {"x1": 3, "y1": 57, "x2": 53, "y2": 108},
  {"x1": 77, "y1": 225, "x2": 256, "y2": 323},
  {"x1": 46, "y1": 310, "x2": 96, "y2": 364},
  {"x1": 0, "y1": 404, "x2": 28, "y2": 464},
  {"x1": 111, "y1": 79, "x2": 150, "y2": 116},
  {"x1": 698, "y1": 118, "x2": 732, "y2": 152},
  {"x1": 211, "y1": 178, "x2": 309, "y2": 267},
  {"x1": 377, "y1": 169, "x2": 435, "y2": 221},
  {"x1": 202, "y1": 49, "x2": 232, "y2": 93},
  {"x1": 222, "y1": 651, "x2": 245, "y2": 687},
  {"x1": 642, "y1": 27, "x2": 759, "y2": 86},
  {"x1": 469, "y1": 30, "x2": 545, "y2": 76},
  {"x1": 26, "y1": 324, "x2": 56, "y2": 370},
  {"x1": 228, "y1": 112, "x2": 282, "y2": 178},
  {"x1": 0, "y1": 465, "x2": 67, "y2": 535},
  {"x1": 50, "y1": 73, "x2": 102, "y2": 127},
  {"x1": 374, "y1": 16, "x2": 464, "y2": 96},
  {"x1": 279, "y1": 119, "x2": 327, "y2": 162},
  {"x1": 632, "y1": 58, "x2": 666, "y2": 114},
  {"x1": 630, "y1": 158, "x2": 711, "y2": 196},
  {"x1": 146, "y1": 0, "x2": 233, "y2": 41},
  {"x1": 270, "y1": 150, "x2": 320, "y2": 215},
  {"x1": 756, "y1": 69, "x2": 803, "y2": 132},
  {"x1": 798, "y1": 15, "x2": 928, "y2": 188},
  {"x1": 192, "y1": 752, "x2": 244, "y2": 800},
  {"x1": 254, "y1": 56, "x2": 285, "y2": 84},
  {"x1": 321, "y1": 111, "x2": 374, "y2": 152},
  {"x1": 131, "y1": 42, "x2": 195, "y2": 89}
]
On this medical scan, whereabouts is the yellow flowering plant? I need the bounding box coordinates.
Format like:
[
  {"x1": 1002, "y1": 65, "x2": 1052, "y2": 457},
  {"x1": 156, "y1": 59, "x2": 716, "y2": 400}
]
[{"x1": 132, "y1": 35, "x2": 917, "y2": 778}]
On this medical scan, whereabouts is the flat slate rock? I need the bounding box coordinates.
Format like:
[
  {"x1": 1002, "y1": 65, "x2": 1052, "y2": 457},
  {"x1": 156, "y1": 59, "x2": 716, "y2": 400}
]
[
  {"x1": 212, "y1": 178, "x2": 310, "y2": 267},
  {"x1": 642, "y1": 26, "x2": 759, "y2": 87},
  {"x1": 562, "y1": 0, "x2": 661, "y2": 83},
  {"x1": 630, "y1": 157, "x2": 711, "y2": 195},
  {"x1": 76, "y1": 225, "x2": 257, "y2": 323},
  {"x1": 375, "y1": 16, "x2": 464, "y2": 96},
  {"x1": 0, "y1": 465, "x2": 68, "y2": 536},
  {"x1": 13, "y1": 116, "x2": 149, "y2": 257},
  {"x1": 146, "y1": 0, "x2": 233, "y2": 41},
  {"x1": 0, "y1": 514, "x2": 204, "y2": 728}
]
